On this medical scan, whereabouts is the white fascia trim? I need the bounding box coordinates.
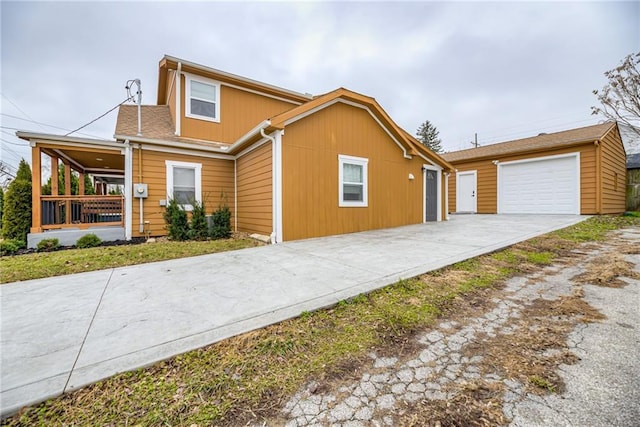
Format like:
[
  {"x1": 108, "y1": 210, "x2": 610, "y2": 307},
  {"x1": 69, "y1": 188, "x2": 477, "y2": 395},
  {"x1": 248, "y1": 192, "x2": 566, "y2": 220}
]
[
  {"x1": 422, "y1": 164, "x2": 442, "y2": 222},
  {"x1": 222, "y1": 81, "x2": 304, "y2": 106},
  {"x1": 283, "y1": 99, "x2": 412, "y2": 159},
  {"x1": 226, "y1": 120, "x2": 272, "y2": 154},
  {"x1": 456, "y1": 170, "x2": 477, "y2": 214},
  {"x1": 236, "y1": 137, "x2": 270, "y2": 159},
  {"x1": 124, "y1": 141, "x2": 133, "y2": 240},
  {"x1": 114, "y1": 134, "x2": 231, "y2": 156},
  {"x1": 136, "y1": 143, "x2": 234, "y2": 160},
  {"x1": 164, "y1": 55, "x2": 313, "y2": 102},
  {"x1": 496, "y1": 152, "x2": 580, "y2": 215},
  {"x1": 414, "y1": 151, "x2": 443, "y2": 169},
  {"x1": 183, "y1": 72, "x2": 221, "y2": 123},
  {"x1": 17, "y1": 131, "x2": 122, "y2": 149}
]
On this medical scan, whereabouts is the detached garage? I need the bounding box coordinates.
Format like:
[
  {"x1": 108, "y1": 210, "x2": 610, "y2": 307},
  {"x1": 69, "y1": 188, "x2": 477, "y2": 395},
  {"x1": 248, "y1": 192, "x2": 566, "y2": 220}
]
[{"x1": 443, "y1": 122, "x2": 626, "y2": 215}]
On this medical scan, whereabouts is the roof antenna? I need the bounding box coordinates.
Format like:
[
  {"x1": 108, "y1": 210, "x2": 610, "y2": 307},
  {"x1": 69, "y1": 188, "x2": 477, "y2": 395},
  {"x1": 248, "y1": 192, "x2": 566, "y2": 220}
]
[{"x1": 125, "y1": 79, "x2": 142, "y2": 136}]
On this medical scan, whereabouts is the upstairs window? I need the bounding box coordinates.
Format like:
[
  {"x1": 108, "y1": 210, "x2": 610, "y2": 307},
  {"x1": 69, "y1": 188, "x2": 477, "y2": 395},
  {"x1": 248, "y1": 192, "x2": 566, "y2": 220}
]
[
  {"x1": 339, "y1": 154, "x2": 368, "y2": 207},
  {"x1": 166, "y1": 160, "x2": 202, "y2": 211},
  {"x1": 186, "y1": 75, "x2": 220, "y2": 122}
]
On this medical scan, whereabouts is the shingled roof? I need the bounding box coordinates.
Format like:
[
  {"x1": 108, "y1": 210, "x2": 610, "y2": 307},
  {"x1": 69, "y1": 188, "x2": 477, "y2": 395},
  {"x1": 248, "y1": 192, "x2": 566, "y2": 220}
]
[
  {"x1": 114, "y1": 105, "x2": 228, "y2": 149},
  {"x1": 441, "y1": 122, "x2": 617, "y2": 163}
]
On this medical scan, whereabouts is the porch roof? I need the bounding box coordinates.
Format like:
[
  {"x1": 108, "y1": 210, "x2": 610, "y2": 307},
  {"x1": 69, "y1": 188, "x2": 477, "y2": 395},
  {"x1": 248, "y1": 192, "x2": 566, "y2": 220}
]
[{"x1": 16, "y1": 131, "x2": 125, "y2": 173}]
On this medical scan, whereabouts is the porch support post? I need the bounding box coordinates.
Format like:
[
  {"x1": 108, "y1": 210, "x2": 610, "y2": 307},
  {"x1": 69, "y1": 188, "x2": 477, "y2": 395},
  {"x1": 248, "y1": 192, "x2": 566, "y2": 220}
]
[
  {"x1": 31, "y1": 144, "x2": 42, "y2": 233},
  {"x1": 78, "y1": 171, "x2": 85, "y2": 195},
  {"x1": 124, "y1": 140, "x2": 133, "y2": 240},
  {"x1": 63, "y1": 161, "x2": 71, "y2": 195},
  {"x1": 50, "y1": 155, "x2": 59, "y2": 195},
  {"x1": 63, "y1": 161, "x2": 71, "y2": 224}
]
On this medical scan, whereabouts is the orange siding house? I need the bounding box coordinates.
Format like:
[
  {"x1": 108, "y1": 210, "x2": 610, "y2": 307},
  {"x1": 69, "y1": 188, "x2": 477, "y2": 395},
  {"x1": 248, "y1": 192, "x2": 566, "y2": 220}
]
[
  {"x1": 20, "y1": 55, "x2": 452, "y2": 246},
  {"x1": 442, "y1": 122, "x2": 626, "y2": 215}
]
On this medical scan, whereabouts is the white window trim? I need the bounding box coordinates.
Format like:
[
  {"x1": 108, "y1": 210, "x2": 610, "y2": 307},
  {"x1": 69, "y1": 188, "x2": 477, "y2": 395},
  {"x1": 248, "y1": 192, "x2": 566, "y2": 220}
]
[
  {"x1": 184, "y1": 73, "x2": 221, "y2": 123},
  {"x1": 338, "y1": 154, "x2": 368, "y2": 207},
  {"x1": 165, "y1": 160, "x2": 202, "y2": 211}
]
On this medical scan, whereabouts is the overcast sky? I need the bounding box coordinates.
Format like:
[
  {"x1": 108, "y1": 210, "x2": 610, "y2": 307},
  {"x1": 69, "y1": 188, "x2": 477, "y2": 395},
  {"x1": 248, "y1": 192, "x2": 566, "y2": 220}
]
[{"x1": 1, "y1": 1, "x2": 638, "y2": 175}]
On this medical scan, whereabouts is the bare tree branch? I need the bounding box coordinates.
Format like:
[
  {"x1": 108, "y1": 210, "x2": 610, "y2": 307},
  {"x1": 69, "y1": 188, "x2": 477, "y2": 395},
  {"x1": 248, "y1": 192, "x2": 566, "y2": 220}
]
[{"x1": 592, "y1": 52, "x2": 640, "y2": 137}]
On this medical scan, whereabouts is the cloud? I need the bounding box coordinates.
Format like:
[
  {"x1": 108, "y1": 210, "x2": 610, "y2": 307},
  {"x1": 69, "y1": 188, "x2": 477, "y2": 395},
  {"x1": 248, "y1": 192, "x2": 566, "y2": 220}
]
[{"x1": 1, "y1": 1, "x2": 637, "y2": 169}]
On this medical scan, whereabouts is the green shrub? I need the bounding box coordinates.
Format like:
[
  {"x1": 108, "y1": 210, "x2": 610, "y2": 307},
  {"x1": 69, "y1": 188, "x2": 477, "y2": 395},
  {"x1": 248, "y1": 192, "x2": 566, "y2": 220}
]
[
  {"x1": 0, "y1": 238, "x2": 26, "y2": 256},
  {"x1": 37, "y1": 238, "x2": 60, "y2": 252},
  {"x1": 163, "y1": 198, "x2": 190, "y2": 241},
  {"x1": 2, "y1": 159, "x2": 32, "y2": 242},
  {"x1": 76, "y1": 233, "x2": 101, "y2": 248},
  {"x1": 210, "y1": 205, "x2": 231, "y2": 240},
  {"x1": 189, "y1": 200, "x2": 209, "y2": 241}
]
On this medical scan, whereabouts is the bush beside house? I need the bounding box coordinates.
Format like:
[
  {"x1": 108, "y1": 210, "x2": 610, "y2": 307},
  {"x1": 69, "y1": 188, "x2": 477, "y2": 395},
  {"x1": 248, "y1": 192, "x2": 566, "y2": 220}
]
[{"x1": 1, "y1": 159, "x2": 32, "y2": 243}]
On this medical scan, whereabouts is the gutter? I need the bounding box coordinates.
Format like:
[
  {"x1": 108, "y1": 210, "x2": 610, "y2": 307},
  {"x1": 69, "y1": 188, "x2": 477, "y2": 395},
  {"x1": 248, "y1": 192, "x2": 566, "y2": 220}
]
[
  {"x1": 443, "y1": 139, "x2": 601, "y2": 164},
  {"x1": 114, "y1": 120, "x2": 271, "y2": 158}
]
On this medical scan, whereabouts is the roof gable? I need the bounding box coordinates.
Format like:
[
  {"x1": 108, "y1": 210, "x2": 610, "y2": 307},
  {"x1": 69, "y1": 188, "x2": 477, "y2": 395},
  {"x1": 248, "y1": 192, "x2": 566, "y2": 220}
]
[
  {"x1": 158, "y1": 55, "x2": 312, "y2": 106},
  {"x1": 442, "y1": 122, "x2": 617, "y2": 163},
  {"x1": 268, "y1": 87, "x2": 452, "y2": 170}
]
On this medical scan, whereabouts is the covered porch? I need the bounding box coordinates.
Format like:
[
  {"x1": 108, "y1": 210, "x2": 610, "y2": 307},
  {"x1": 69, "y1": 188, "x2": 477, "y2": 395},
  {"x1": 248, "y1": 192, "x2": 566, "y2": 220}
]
[{"x1": 17, "y1": 132, "x2": 129, "y2": 248}]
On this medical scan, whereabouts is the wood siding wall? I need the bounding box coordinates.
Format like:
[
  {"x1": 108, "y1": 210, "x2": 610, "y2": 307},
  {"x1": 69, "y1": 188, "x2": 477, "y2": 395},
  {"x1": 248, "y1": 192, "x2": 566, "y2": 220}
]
[
  {"x1": 598, "y1": 129, "x2": 627, "y2": 213},
  {"x1": 178, "y1": 76, "x2": 297, "y2": 143},
  {"x1": 132, "y1": 149, "x2": 234, "y2": 238},
  {"x1": 447, "y1": 145, "x2": 598, "y2": 214},
  {"x1": 236, "y1": 142, "x2": 273, "y2": 236},
  {"x1": 281, "y1": 102, "x2": 433, "y2": 241}
]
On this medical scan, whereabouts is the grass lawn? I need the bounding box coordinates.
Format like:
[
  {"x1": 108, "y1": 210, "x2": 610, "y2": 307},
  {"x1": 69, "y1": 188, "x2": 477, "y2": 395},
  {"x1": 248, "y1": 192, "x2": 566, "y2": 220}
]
[
  {"x1": 2, "y1": 215, "x2": 639, "y2": 426},
  {"x1": 0, "y1": 237, "x2": 262, "y2": 284}
]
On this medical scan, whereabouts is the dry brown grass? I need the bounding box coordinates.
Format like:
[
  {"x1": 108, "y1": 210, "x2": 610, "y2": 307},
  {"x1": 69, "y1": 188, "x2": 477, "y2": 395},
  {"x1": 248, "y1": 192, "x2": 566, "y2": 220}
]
[
  {"x1": 573, "y1": 252, "x2": 640, "y2": 288},
  {"x1": 397, "y1": 380, "x2": 508, "y2": 427}
]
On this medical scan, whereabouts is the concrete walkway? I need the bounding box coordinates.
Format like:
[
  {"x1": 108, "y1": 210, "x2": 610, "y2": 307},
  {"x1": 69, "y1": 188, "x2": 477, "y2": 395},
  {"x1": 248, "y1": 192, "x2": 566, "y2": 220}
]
[{"x1": 0, "y1": 214, "x2": 587, "y2": 416}]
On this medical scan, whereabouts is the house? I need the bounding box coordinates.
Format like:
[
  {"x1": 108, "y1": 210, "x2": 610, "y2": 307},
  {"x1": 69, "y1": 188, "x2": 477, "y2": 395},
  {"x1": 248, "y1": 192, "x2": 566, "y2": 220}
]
[
  {"x1": 441, "y1": 122, "x2": 627, "y2": 215},
  {"x1": 19, "y1": 55, "x2": 453, "y2": 247},
  {"x1": 619, "y1": 123, "x2": 640, "y2": 210}
]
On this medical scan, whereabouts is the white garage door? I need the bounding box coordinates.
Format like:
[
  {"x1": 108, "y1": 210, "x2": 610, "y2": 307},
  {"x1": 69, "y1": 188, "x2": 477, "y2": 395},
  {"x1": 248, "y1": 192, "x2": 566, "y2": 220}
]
[{"x1": 498, "y1": 154, "x2": 580, "y2": 214}]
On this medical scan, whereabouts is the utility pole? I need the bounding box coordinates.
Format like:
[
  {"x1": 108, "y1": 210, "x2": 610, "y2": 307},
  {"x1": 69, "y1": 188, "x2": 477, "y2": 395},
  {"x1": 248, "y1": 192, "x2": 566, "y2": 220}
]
[{"x1": 470, "y1": 133, "x2": 479, "y2": 148}]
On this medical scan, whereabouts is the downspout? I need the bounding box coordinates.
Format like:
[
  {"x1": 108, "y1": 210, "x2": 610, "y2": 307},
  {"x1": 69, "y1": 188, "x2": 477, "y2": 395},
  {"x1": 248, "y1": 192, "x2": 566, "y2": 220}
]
[
  {"x1": 124, "y1": 140, "x2": 133, "y2": 240},
  {"x1": 261, "y1": 128, "x2": 278, "y2": 243},
  {"x1": 234, "y1": 158, "x2": 238, "y2": 232},
  {"x1": 175, "y1": 62, "x2": 182, "y2": 136},
  {"x1": 138, "y1": 144, "x2": 144, "y2": 233}
]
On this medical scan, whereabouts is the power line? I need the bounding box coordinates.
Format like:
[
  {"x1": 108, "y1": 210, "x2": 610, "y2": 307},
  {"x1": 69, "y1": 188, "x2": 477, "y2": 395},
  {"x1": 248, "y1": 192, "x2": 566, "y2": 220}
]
[
  {"x1": 0, "y1": 114, "x2": 104, "y2": 139},
  {"x1": 0, "y1": 137, "x2": 28, "y2": 146},
  {"x1": 1, "y1": 92, "x2": 49, "y2": 133},
  {"x1": 65, "y1": 97, "x2": 131, "y2": 136}
]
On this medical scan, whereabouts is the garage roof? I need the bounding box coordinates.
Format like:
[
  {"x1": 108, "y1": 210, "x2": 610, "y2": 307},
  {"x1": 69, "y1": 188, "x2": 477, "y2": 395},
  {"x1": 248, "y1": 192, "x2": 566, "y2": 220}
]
[{"x1": 442, "y1": 122, "x2": 616, "y2": 163}]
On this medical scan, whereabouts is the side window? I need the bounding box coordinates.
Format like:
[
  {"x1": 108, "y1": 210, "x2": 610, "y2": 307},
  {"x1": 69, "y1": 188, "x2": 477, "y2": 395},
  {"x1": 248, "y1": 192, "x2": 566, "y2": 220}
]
[
  {"x1": 185, "y1": 75, "x2": 220, "y2": 122},
  {"x1": 338, "y1": 155, "x2": 368, "y2": 207},
  {"x1": 166, "y1": 160, "x2": 202, "y2": 211}
]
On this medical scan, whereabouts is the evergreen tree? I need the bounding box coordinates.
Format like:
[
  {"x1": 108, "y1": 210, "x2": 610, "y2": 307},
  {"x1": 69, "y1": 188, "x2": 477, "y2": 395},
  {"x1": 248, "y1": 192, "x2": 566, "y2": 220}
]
[
  {"x1": 42, "y1": 164, "x2": 95, "y2": 195},
  {"x1": 416, "y1": 120, "x2": 444, "y2": 153},
  {"x1": 2, "y1": 159, "x2": 32, "y2": 242}
]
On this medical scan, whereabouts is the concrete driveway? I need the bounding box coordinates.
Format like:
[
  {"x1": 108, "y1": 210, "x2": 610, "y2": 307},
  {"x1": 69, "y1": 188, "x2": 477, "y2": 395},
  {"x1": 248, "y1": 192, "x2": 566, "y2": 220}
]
[{"x1": 0, "y1": 214, "x2": 587, "y2": 416}]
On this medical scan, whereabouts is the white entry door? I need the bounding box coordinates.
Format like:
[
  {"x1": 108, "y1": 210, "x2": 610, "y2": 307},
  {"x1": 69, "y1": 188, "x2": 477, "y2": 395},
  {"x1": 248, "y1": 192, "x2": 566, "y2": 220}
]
[{"x1": 457, "y1": 171, "x2": 477, "y2": 213}]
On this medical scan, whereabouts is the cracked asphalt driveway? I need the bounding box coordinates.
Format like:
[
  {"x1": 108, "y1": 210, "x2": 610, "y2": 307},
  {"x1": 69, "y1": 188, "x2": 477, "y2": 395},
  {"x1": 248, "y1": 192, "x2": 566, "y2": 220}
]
[{"x1": 273, "y1": 226, "x2": 640, "y2": 427}]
